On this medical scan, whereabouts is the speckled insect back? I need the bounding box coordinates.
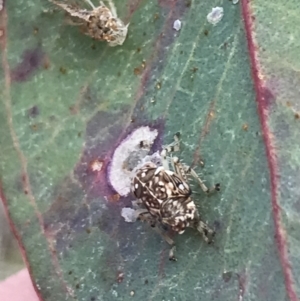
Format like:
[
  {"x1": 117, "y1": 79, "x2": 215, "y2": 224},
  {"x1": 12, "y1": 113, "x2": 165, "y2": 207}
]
[
  {"x1": 50, "y1": 0, "x2": 129, "y2": 46},
  {"x1": 131, "y1": 133, "x2": 220, "y2": 261},
  {"x1": 133, "y1": 163, "x2": 194, "y2": 233}
]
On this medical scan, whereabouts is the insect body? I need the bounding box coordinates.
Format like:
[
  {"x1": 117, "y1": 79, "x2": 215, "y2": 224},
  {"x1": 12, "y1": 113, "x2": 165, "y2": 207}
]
[
  {"x1": 50, "y1": 0, "x2": 128, "y2": 46},
  {"x1": 133, "y1": 162, "x2": 194, "y2": 234},
  {"x1": 131, "y1": 134, "x2": 220, "y2": 260}
]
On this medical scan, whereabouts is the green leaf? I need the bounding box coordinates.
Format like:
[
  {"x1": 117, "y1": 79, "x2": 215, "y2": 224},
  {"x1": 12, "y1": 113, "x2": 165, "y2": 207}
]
[{"x1": 1, "y1": 0, "x2": 299, "y2": 300}]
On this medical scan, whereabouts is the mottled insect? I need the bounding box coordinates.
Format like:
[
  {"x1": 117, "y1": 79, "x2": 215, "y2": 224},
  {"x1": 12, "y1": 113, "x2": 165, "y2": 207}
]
[
  {"x1": 131, "y1": 133, "x2": 220, "y2": 261},
  {"x1": 49, "y1": 0, "x2": 129, "y2": 46}
]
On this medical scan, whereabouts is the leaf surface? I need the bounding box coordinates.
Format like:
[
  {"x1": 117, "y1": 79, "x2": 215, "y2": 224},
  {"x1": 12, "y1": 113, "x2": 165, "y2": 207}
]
[{"x1": 0, "y1": 0, "x2": 299, "y2": 300}]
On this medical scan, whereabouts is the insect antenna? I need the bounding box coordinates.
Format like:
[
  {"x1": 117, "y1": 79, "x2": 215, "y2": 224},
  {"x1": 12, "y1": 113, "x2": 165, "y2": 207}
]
[{"x1": 84, "y1": 0, "x2": 96, "y2": 9}]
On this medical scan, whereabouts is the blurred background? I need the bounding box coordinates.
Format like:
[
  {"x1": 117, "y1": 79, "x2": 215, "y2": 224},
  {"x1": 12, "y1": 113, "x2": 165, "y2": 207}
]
[{"x1": 0, "y1": 200, "x2": 24, "y2": 280}]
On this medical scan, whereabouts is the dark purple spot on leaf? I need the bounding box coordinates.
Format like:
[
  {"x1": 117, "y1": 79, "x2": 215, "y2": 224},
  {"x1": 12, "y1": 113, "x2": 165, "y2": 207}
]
[
  {"x1": 28, "y1": 105, "x2": 39, "y2": 118},
  {"x1": 261, "y1": 86, "x2": 275, "y2": 110},
  {"x1": 213, "y1": 220, "x2": 221, "y2": 231},
  {"x1": 11, "y1": 47, "x2": 44, "y2": 82}
]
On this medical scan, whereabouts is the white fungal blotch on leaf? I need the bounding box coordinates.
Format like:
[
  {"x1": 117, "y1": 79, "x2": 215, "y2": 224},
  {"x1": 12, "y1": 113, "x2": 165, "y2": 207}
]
[
  {"x1": 173, "y1": 19, "x2": 182, "y2": 31},
  {"x1": 207, "y1": 7, "x2": 224, "y2": 25},
  {"x1": 108, "y1": 126, "x2": 158, "y2": 196},
  {"x1": 121, "y1": 207, "x2": 137, "y2": 223}
]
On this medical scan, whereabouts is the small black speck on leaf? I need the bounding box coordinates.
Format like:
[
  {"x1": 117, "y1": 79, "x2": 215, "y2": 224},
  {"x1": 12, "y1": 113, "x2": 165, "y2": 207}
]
[{"x1": 222, "y1": 271, "x2": 233, "y2": 283}]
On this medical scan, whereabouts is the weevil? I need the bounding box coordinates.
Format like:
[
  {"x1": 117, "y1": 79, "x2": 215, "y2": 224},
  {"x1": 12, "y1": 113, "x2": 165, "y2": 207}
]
[
  {"x1": 49, "y1": 0, "x2": 128, "y2": 46},
  {"x1": 131, "y1": 133, "x2": 220, "y2": 261}
]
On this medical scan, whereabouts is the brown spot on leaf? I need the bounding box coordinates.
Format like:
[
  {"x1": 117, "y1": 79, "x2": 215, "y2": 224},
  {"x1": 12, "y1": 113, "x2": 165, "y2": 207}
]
[
  {"x1": 134, "y1": 61, "x2": 146, "y2": 76},
  {"x1": 30, "y1": 124, "x2": 38, "y2": 131},
  {"x1": 43, "y1": 55, "x2": 50, "y2": 69},
  {"x1": 59, "y1": 66, "x2": 67, "y2": 74},
  {"x1": 107, "y1": 194, "x2": 120, "y2": 202},
  {"x1": 185, "y1": 0, "x2": 191, "y2": 7},
  {"x1": 116, "y1": 272, "x2": 124, "y2": 283},
  {"x1": 69, "y1": 105, "x2": 78, "y2": 115},
  {"x1": 134, "y1": 67, "x2": 142, "y2": 76},
  {"x1": 242, "y1": 123, "x2": 248, "y2": 131}
]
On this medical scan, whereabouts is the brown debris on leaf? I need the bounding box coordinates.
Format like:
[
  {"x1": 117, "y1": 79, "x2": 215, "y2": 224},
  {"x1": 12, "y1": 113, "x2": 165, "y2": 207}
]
[{"x1": 49, "y1": 0, "x2": 129, "y2": 46}]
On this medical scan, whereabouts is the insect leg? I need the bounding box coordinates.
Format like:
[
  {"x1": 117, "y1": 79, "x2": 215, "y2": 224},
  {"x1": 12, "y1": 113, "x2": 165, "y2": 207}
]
[
  {"x1": 161, "y1": 149, "x2": 170, "y2": 171},
  {"x1": 193, "y1": 213, "x2": 215, "y2": 243},
  {"x1": 184, "y1": 166, "x2": 220, "y2": 193},
  {"x1": 137, "y1": 211, "x2": 156, "y2": 227},
  {"x1": 162, "y1": 132, "x2": 181, "y2": 155},
  {"x1": 105, "y1": 0, "x2": 117, "y2": 18},
  {"x1": 137, "y1": 212, "x2": 177, "y2": 261},
  {"x1": 161, "y1": 132, "x2": 181, "y2": 171},
  {"x1": 171, "y1": 156, "x2": 188, "y2": 182},
  {"x1": 152, "y1": 226, "x2": 177, "y2": 261},
  {"x1": 131, "y1": 199, "x2": 144, "y2": 208},
  {"x1": 84, "y1": 0, "x2": 96, "y2": 9},
  {"x1": 197, "y1": 220, "x2": 215, "y2": 243},
  {"x1": 134, "y1": 208, "x2": 149, "y2": 218}
]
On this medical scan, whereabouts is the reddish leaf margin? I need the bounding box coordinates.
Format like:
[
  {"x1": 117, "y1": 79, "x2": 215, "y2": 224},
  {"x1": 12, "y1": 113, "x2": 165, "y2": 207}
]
[{"x1": 241, "y1": 1, "x2": 299, "y2": 300}]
